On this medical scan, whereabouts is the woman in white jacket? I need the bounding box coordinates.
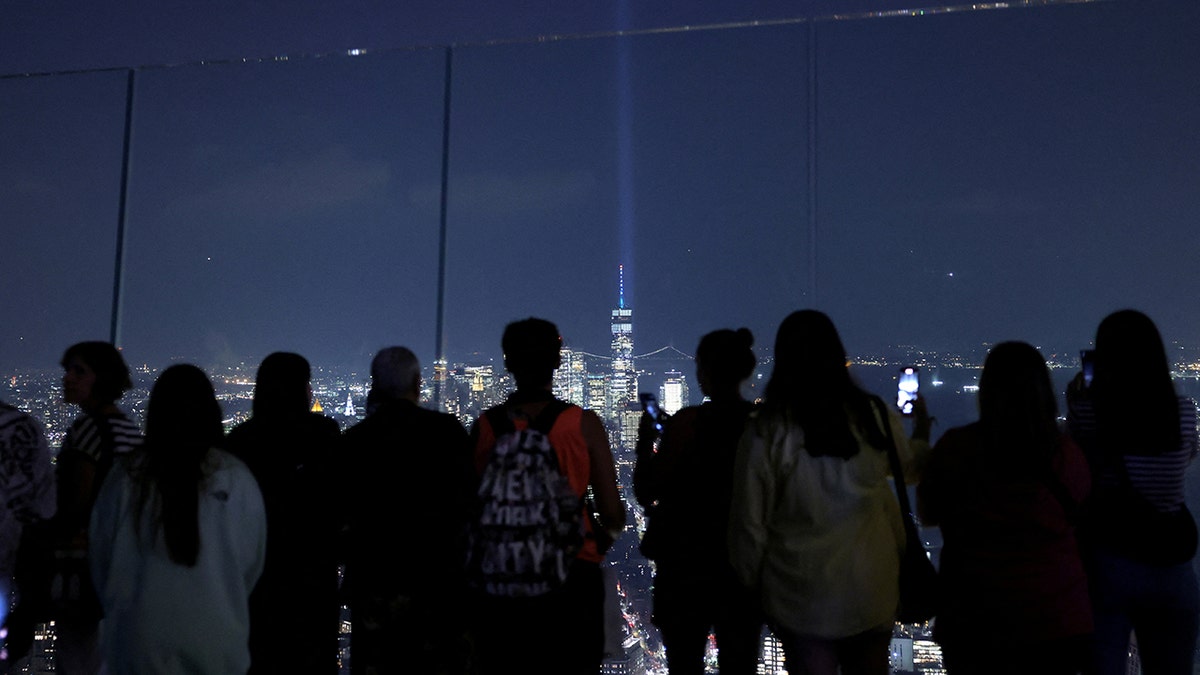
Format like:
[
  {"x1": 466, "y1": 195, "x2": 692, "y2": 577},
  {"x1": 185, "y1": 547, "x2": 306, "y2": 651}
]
[
  {"x1": 89, "y1": 364, "x2": 266, "y2": 674},
  {"x1": 728, "y1": 310, "x2": 930, "y2": 675}
]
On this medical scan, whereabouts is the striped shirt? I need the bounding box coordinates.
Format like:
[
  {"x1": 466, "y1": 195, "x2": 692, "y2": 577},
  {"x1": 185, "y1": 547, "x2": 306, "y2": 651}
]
[
  {"x1": 56, "y1": 410, "x2": 143, "y2": 535},
  {"x1": 61, "y1": 411, "x2": 143, "y2": 463},
  {"x1": 1067, "y1": 395, "x2": 1198, "y2": 512}
]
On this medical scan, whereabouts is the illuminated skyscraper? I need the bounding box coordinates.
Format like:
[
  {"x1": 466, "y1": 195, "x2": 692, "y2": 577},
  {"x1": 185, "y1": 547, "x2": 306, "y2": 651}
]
[
  {"x1": 609, "y1": 265, "x2": 639, "y2": 449},
  {"x1": 659, "y1": 369, "x2": 688, "y2": 415},
  {"x1": 464, "y1": 364, "x2": 501, "y2": 411},
  {"x1": 586, "y1": 373, "x2": 608, "y2": 414},
  {"x1": 554, "y1": 348, "x2": 588, "y2": 406},
  {"x1": 432, "y1": 357, "x2": 448, "y2": 411}
]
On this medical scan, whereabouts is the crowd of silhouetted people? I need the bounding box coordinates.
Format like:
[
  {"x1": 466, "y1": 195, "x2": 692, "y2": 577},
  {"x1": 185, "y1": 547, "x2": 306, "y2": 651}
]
[{"x1": 1, "y1": 308, "x2": 1197, "y2": 674}]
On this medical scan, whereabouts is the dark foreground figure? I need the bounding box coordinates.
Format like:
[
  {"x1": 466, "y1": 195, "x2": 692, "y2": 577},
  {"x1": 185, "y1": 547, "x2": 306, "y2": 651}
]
[
  {"x1": 341, "y1": 346, "x2": 475, "y2": 675},
  {"x1": 226, "y1": 351, "x2": 342, "y2": 673}
]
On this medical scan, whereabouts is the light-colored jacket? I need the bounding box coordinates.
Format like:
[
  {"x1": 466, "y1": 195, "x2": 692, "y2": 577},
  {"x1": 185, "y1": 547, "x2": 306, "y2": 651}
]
[
  {"x1": 90, "y1": 448, "x2": 267, "y2": 674},
  {"x1": 728, "y1": 402, "x2": 928, "y2": 639}
]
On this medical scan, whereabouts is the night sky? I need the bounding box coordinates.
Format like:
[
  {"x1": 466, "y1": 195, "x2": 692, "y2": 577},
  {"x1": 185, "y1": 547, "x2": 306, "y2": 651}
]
[{"x1": 2, "y1": 0, "x2": 1198, "y2": 376}]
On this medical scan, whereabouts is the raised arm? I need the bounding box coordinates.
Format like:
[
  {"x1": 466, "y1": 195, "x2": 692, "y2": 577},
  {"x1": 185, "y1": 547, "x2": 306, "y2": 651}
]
[{"x1": 633, "y1": 408, "x2": 696, "y2": 508}]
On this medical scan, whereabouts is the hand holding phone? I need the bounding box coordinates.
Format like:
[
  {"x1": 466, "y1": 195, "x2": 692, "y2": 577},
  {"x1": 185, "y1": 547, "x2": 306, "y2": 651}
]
[
  {"x1": 897, "y1": 367, "x2": 920, "y2": 417},
  {"x1": 639, "y1": 392, "x2": 665, "y2": 433},
  {"x1": 1080, "y1": 349, "x2": 1095, "y2": 388}
]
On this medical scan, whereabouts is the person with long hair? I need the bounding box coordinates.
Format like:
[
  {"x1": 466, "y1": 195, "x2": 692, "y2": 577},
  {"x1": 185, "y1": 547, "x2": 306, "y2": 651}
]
[
  {"x1": 728, "y1": 310, "x2": 931, "y2": 675},
  {"x1": 52, "y1": 341, "x2": 143, "y2": 674},
  {"x1": 89, "y1": 364, "x2": 267, "y2": 673},
  {"x1": 226, "y1": 352, "x2": 341, "y2": 673},
  {"x1": 634, "y1": 327, "x2": 764, "y2": 675},
  {"x1": 918, "y1": 341, "x2": 1092, "y2": 674},
  {"x1": 1067, "y1": 310, "x2": 1200, "y2": 675}
]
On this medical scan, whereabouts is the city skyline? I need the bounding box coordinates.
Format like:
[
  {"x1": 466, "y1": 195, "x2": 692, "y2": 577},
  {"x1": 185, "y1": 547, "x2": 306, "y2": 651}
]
[
  {"x1": 3, "y1": 1, "x2": 1199, "y2": 383},
  {"x1": 10, "y1": 291, "x2": 1200, "y2": 672}
]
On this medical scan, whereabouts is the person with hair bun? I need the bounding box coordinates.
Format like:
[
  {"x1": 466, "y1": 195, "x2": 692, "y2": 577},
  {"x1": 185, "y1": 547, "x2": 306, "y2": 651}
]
[
  {"x1": 52, "y1": 341, "x2": 143, "y2": 674},
  {"x1": 634, "y1": 327, "x2": 764, "y2": 675}
]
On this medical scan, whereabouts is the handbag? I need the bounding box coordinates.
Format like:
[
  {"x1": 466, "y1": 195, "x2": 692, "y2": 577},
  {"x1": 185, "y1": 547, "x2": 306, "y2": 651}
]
[
  {"x1": 1081, "y1": 450, "x2": 1198, "y2": 566},
  {"x1": 873, "y1": 397, "x2": 939, "y2": 624},
  {"x1": 1086, "y1": 493, "x2": 1198, "y2": 566}
]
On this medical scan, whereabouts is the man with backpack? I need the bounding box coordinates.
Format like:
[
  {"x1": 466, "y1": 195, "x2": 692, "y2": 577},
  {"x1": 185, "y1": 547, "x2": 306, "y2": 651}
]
[{"x1": 466, "y1": 317, "x2": 625, "y2": 675}]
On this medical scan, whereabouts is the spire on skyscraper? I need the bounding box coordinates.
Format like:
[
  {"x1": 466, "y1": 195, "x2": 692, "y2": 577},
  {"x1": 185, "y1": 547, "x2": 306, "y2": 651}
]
[
  {"x1": 618, "y1": 264, "x2": 626, "y2": 310},
  {"x1": 609, "y1": 264, "x2": 638, "y2": 449}
]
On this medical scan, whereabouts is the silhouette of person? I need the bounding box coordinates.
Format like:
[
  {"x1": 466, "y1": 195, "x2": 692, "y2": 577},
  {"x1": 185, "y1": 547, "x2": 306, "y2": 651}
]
[
  {"x1": 918, "y1": 341, "x2": 1092, "y2": 674},
  {"x1": 1066, "y1": 309, "x2": 1200, "y2": 675},
  {"x1": 0, "y1": 400, "x2": 55, "y2": 669},
  {"x1": 467, "y1": 317, "x2": 625, "y2": 675},
  {"x1": 225, "y1": 352, "x2": 342, "y2": 674},
  {"x1": 339, "y1": 346, "x2": 475, "y2": 674},
  {"x1": 728, "y1": 310, "x2": 931, "y2": 675},
  {"x1": 89, "y1": 364, "x2": 266, "y2": 673},
  {"x1": 633, "y1": 327, "x2": 764, "y2": 675},
  {"x1": 52, "y1": 341, "x2": 142, "y2": 674}
]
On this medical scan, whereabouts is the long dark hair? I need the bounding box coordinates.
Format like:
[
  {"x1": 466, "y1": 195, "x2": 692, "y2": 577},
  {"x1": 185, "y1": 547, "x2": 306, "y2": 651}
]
[
  {"x1": 978, "y1": 341, "x2": 1060, "y2": 473},
  {"x1": 1091, "y1": 309, "x2": 1180, "y2": 457},
  {"x1": 764, "y1": 310, "x2": 886, "y2": 458},
  {"x1": 137, "y1": 364, "x2": 224, "y2": 566}
]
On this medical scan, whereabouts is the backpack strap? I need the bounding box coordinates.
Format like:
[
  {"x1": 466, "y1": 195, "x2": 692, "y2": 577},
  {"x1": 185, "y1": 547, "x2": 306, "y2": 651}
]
[
  {"x1": 870, "y1": 395, "x2": 917, "y2": 521},
  {"x1": 484, "y1": 406, "x2": 514, "y2": 437},
  {"x1": 487, "y1": 399, "x2": 571, "y2": 438},
  {"x1": 528, "y1": 399, "x2": 571, "y2": 435}
]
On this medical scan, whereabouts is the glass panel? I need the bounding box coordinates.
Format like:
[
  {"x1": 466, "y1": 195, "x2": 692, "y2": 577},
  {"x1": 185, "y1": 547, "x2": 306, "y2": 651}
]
[
  {"x1": 5, "y1": 2, "x2": 1197, "y2": 672},
  {"x1": 444, "y1": 26, "x2": 808, "y2": 422},
  {"x1": 444, "y1": 26, "x2": 807, "y2": 672},
  {"x1": 120, "y1": 51, "x2": 446, "y2": 425},
  {"x1": 818, "y1": 2, "x2": 1200, "y2": 430},
  {"x1": 819, "y1": 5, "x2": 1200, "y2": 669},
  {"x1": 0, "y1": 72, "x2": 128, "y2": 438},
  {"x1": 1, "y1": 1, "x2": 848, "y2": 75}
]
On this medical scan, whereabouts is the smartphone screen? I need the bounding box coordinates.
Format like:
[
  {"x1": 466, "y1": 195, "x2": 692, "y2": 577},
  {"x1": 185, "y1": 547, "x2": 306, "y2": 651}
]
[
  {"x1": 897, "y1": 367, "x2": 919, "y2": 416},
  {"x1": 1080, "y1": 349, "x2": 1095, "y2": 387},
  {"x1": 639, "y1": 392, "x2": 664, "y2": 432}
]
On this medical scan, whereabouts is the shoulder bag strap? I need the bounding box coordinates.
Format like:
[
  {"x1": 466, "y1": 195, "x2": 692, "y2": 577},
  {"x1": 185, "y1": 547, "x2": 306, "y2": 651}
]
[{"x1": 872, "y1": 396, "x2": 916, "y2": 520}]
